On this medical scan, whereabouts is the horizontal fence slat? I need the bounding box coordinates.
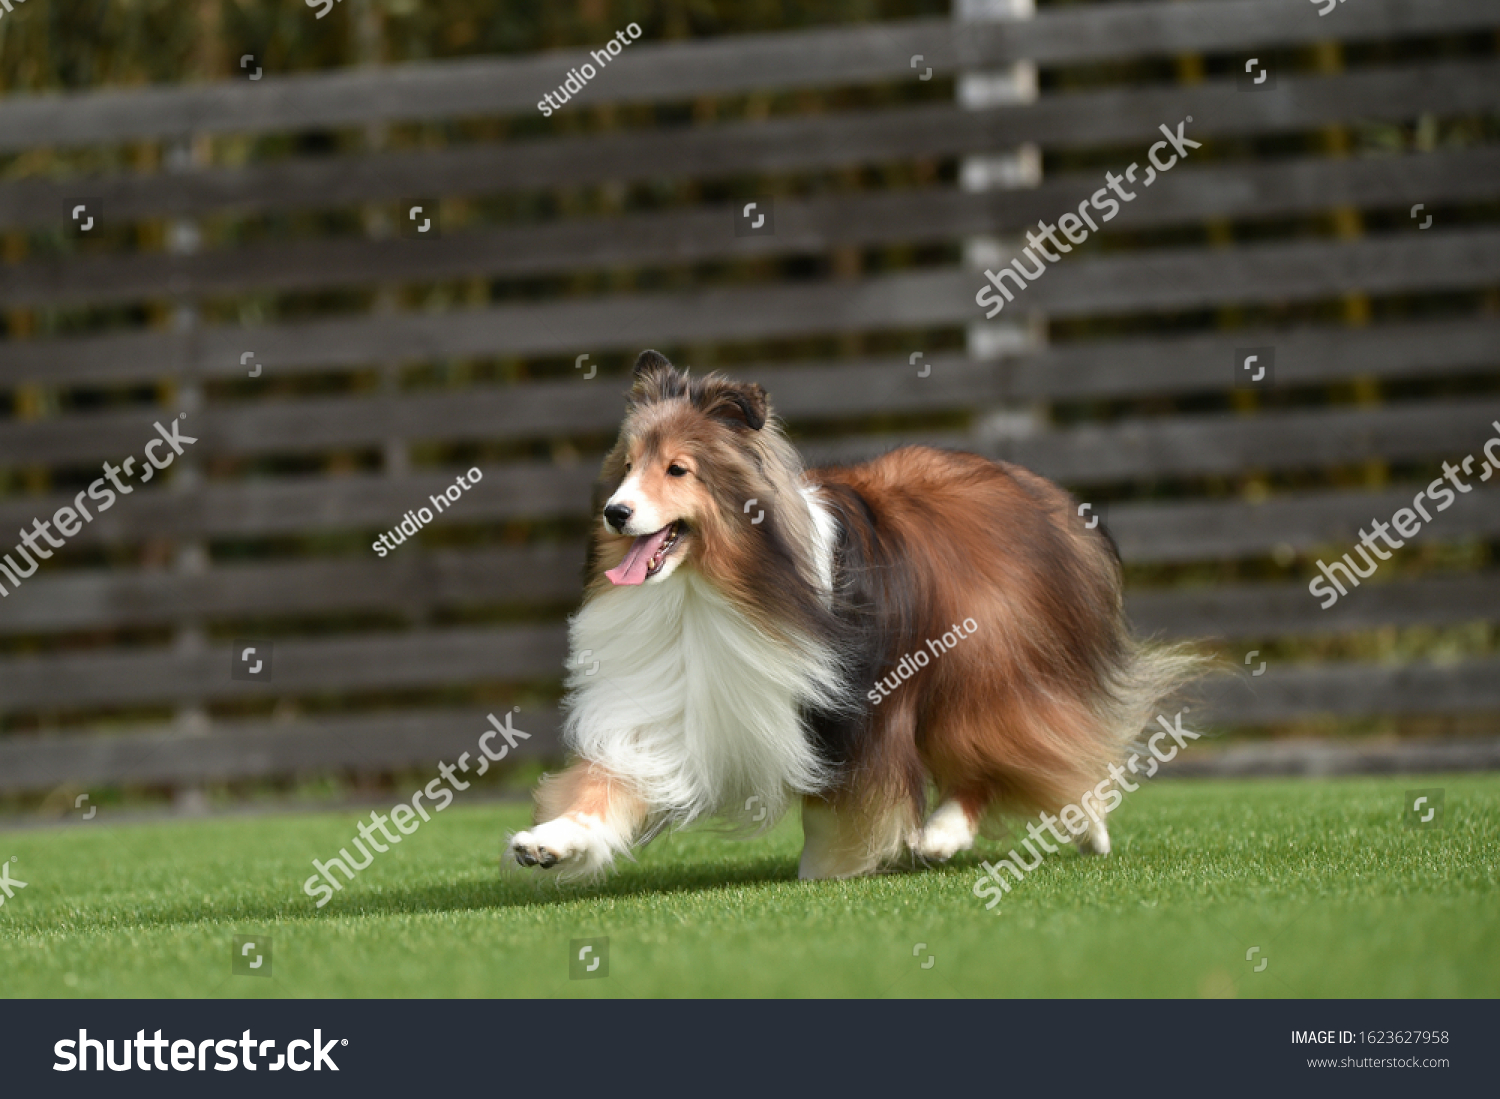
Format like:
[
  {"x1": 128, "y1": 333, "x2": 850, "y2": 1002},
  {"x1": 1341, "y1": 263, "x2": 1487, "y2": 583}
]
[
  {"x1": 9, "y1": 147, "x2": 1500, "y2": 309},
  {"x1": 1011, "y1": 397, "x2": 1500, "y2": 483},
  {"x1": 0, "y1": 706, "x2": 563, "y2": 793},
  {"x1": 0, "y1": 388, "x2": 625, "y2": 465},
  {"x1": 0, "y1": 0, "x2": 1490, "y2": 152},
  {"x1": 1021, "y1": 227, "x2": 1500, "y2": 318},
  {"x1": 3, "y1": 58, "x2": 1497, "y2": 233},
  {"x1": 792, "y1": 396, "x2": 1500, "y2": 483},
  {"x1": 0, "y1": 464, "x2": 597, "y2": 547},
  {"x1": 1128, "y1": 573, "x2": 1500, "y2": 639},
  {"x1": 0, "y1": 544, "x2": 588, "y2": 633},
  {"x1": 3, "y1": 228, "x2": 1497, "y2": 389},
  {"x1": 1196, "y1": 658, "x2": 1500, "y2": 724},
  {"x1": 1166, "y1": 735, "x2": 1500, "y2": 777},
  {"x1": 1010, "y1": 317, "x2": 1500, "y2": 400},
  {"x1": 0, "y1": 625, "x2": 570, "y2": 710},
  {"x1": 1110, "y1": 480, "x2": 1500, "y2": 564}
]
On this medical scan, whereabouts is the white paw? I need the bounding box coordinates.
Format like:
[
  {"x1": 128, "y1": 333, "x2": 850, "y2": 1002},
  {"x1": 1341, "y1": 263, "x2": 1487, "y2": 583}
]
[
  {"x1": 915, "y1": 801, "x2": 976, "y2": 861},
  {"x1": 508, "y1": 817, "x2": 594, "y2": 871}
]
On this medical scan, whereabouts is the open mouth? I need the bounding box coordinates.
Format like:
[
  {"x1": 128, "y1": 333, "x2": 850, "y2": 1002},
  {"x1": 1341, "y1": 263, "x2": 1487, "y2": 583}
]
[
  {"x1": 645, "y1": 521, "x2": 683, "y2": 576},
  {"x1": 605, "y1": 521, "x2": 684, "y2": 586}
]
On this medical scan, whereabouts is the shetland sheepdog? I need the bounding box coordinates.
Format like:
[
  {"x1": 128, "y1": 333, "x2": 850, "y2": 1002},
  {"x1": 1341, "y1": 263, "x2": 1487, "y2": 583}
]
[{"x1": 507, "y1": 350, "x2": 1201, "y2": 880}]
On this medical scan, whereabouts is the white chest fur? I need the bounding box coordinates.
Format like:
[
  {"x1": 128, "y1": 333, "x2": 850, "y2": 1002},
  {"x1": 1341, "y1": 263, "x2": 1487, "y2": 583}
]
[{"x1": 563, "y1": 567, "x2": 838, "y2": 827}]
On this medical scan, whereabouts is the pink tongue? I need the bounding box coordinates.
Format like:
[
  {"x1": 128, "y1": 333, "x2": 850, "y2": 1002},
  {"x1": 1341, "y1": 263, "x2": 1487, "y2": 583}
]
[{"x1": 605, "y1": 526, "x2": 672, "y2": 586}]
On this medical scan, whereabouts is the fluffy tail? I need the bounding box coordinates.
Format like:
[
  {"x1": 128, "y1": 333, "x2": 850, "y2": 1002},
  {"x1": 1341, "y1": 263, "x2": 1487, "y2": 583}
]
[{"x1": 1099, "y1": 637, "x2": 1220, "y2": 755}]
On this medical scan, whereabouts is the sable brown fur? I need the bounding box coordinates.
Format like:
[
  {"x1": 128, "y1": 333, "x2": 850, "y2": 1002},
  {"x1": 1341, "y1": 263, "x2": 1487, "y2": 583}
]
[{"x1": 811, "y1": 449, "x2": 1146, "y2": 832}]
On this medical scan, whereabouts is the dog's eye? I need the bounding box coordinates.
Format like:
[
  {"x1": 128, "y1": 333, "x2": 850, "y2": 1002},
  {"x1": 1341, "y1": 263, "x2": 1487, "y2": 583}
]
[
  {"x1": 624, "y1": 462, "x2": 632, "y2": 472},
  {"x1": 667, "y1": 464, "x2": 688, "y2": 477}
]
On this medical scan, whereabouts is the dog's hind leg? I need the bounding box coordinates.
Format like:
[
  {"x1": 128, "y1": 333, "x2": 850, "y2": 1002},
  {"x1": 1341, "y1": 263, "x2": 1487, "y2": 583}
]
[
  {"x1": 798, "y1": 795, "x2": 916, "y2": 880},
  {"x1": 507, "y1": 762, "x2": 648, "y2": 880}
]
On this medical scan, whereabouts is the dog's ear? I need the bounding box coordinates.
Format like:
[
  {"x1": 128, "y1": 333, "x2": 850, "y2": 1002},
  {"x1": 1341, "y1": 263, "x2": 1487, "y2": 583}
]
[
  {"x1": 697, "y1": 376, "x2": 768, "y2": 432},
  {"x1": 628, "y1": 350, "x2": 684, "y2": 405}
]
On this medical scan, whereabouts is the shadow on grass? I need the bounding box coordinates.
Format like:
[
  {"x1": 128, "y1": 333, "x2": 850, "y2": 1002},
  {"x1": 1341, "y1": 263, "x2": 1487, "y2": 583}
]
[
  {"x1": 27, "y1": 842, "x2": 1100, "y2": 938},
  {"x1": 326, "y1": 847, "x2": 1064, "y2": 923},
  {"x1": 111, "y1": 854, "x2": 805, "y2": 932}
]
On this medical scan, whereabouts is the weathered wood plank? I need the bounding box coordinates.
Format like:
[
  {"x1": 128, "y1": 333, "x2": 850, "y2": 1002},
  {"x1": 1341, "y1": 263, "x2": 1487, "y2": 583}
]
[
  {"x1": 8, "y1": 147, "x2": 1498, "y2": 308},
  {"x1": 1127, "y1": 574, "x2": 1500, "y2": 639},
  {"x1": 1019, "y1": 228, "x2": 1500, "y2": 318},
  {"x1": 1106, "y1": 480, "x2": 1500, "y2": 565},
  {"x1": 2, "y1": 59, "x2": 1495, "y2": 232},
  {"x1": 1195, "y1": 658, "x2": 1500, "y2": 725},
  {"x1": 0, "y1": 706, "x2": 563, "y2": 793},
  {"x1": 0, "y1": 543, "x2": 588, "y2": 633},
  {"x1": 0, "y1": 386, "x2": 626, "y2": 465},
  {"x1": 1165, "y1": 734, "x2": 1500, "y2": 777},
  {"x1": 1008, "y1": 317, "x2": 1500, "y2": 400},
  {"x1": 2, "y1": 229, "x2": 1496, "y2": 388},
  {"x1": 0, "y1": 0, "x2": 1489, "y2": 152},
  {"x1": 805, "y1": 396, "x2": 1500, "y2": 480},
  {"x1": 0, "y1": 463, "x2": 598, "y2": 548},
  {"x1": 0, "y1": 624, "x2": 570, "y2": 710},
  {"x1": 1012, "y1": 397, "x2": 1500, "y2": 483}
]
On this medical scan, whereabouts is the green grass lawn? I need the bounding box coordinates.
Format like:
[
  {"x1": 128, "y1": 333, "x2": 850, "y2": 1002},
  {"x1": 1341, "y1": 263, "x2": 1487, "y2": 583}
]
[{"x1": 1, "y1": 775, "x2": 1497, "y2": 998}]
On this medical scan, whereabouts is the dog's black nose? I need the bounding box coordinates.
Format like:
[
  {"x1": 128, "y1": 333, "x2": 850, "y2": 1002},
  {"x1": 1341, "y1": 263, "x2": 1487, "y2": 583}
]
[{"x1": 603, "y1": 503, "x2": 632, "y2": 531}]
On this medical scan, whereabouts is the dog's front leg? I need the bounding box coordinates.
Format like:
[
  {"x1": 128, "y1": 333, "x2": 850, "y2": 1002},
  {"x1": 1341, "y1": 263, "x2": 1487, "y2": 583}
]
[{"x1": 507, "y1": 762, "x2": 647, "y2": 879}]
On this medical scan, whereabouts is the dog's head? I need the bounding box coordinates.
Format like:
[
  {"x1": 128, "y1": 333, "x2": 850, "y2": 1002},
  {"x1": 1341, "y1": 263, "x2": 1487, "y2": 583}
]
[{"x1": 594, "y1": 351, "x2": 778, "y2": 588}]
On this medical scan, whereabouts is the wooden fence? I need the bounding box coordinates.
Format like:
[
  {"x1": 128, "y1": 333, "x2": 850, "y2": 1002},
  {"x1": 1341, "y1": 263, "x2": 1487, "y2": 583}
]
[{"x1": 1, "y1": 0, "x2": 1498, "y2": 797}]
